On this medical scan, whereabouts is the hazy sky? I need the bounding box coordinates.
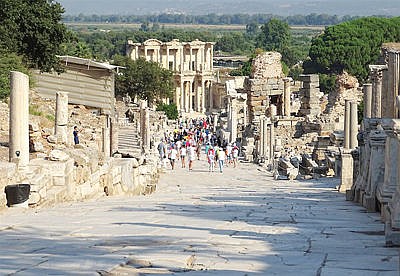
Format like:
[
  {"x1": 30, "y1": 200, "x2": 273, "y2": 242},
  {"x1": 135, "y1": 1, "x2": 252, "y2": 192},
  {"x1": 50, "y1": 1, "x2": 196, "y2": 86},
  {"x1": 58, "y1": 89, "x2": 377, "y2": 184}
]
[{"x1": 57, "y1": 0, "x2": 400, "y2": 16}]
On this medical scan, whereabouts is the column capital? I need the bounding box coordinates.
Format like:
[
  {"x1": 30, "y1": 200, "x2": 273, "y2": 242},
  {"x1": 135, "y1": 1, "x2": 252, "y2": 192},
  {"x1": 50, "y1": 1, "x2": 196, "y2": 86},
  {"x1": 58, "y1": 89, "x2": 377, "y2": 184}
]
[
  {"x1": 283, "y1": 77, "x2": 293, "y2": 83},
  {"x1": 369, "y1": 65, "x2": 387, "y2": 81}
]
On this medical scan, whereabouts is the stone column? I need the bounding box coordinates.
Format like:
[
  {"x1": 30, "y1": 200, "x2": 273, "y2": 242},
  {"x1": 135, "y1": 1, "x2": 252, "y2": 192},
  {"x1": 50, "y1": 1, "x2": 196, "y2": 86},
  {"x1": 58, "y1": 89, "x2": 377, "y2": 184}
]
[
  {"x1": 370, "y1": 65, "x2": 387, "y2": 118},
  {"x1": 270, "y1": 104, "x2": 277, "y2": 120},
  {"x1": 344, "y1": 100, "x2": 351, "y2": 149},
  {"x1": 209, "y1": 81, "x2": 213, "y2": 111},
  {"x1": 269, "y1": 122, "x2": 275, "y2": 165},
  {"x1": 350, "y1": 101, "x2": 358, "y2": 149},
  {"x1": 196, "y1": 83, "x2": 201, "y2": 112},
  {"x1": 363, "y1": 129, "x2": 387, "y2": 212},
  {"x1": 140, "y1": 100, "x2": 150, "y2": 149},
  {"x1": 189, "y1": 81, "x2": 193, "y2": 112},
  {"x1": 55, "y1": 92, "x2": 69, "y2": 144},
  {"x1": 110, "y1": 116, "x2": 119, "y2": 155},
  {"x1": 213, "y1": 113, "x2": 218, "y2": 133},
  {"x1": 201, "y1": 81, "x2": 206, "y2": 112},
  {"x1": 283, "y1": 77, "x2": 292, "y2": 117},
  {"x1": 230, "y1": 100, "x2": 238, "y2": 143},
  {"x1": 259, "y1": 116, "x2": 264, "y2": 157},
  {"x1": 185, "y1": 82, "x2": 190, "y2": 112},
  {"x1": 388, "y1": 51, "x2": 400, "y2": 118},
  {"x1": 363, "y1": 84, "x2": 372, "y2": 119},
  {"x1": 262, "y1": 119, "x2": 269, "y2": 158},
  {"x1": 180, "y1": 81, "x2": 185, "y2": 112},
  {"x1": 9, "y1": 71, "x2": 29, "y2": 166}
]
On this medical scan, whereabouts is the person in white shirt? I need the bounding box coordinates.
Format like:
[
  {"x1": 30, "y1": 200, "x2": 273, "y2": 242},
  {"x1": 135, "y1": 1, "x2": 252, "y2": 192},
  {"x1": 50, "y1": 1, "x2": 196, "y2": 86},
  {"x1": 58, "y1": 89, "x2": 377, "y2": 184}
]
[
  {"x1": 188, "y1": 144, "x2": 196, "y2": 171},
  {"x1": 169, "y1": 145, "x2": 178, "y2": 170},
  {"x1": 217, "y1": 147, "x2": 226, "y2": 173},
  {"x1": 180, "y1": 145, "x2": 187, "y2": 168}
]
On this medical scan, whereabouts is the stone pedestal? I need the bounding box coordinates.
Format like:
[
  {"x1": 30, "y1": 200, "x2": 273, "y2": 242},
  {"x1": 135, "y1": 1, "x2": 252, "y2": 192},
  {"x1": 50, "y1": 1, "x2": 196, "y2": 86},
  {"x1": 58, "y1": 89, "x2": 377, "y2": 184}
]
[
  {"x1": 363, "y1": 129, "x2": 387, "y2": 212},
  {"x1": 55, "y1": 92, "x2": 69, "y2": 144},
  {"x1": 339, "y1": 149, "x2": 354, "y2": 193},
  {"x1": 9, "y1": 71, "x2": 30, "y2": 166},
  {"x1": 262, "y1": 119, "x2": 270, "y2": 158}
]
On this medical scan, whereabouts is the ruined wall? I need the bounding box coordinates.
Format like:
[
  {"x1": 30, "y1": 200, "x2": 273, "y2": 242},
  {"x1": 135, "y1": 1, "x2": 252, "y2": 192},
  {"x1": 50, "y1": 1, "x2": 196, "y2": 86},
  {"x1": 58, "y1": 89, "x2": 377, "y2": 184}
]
[{"x1": 245, "y1": 52, "x2": 285, "y2": 125}]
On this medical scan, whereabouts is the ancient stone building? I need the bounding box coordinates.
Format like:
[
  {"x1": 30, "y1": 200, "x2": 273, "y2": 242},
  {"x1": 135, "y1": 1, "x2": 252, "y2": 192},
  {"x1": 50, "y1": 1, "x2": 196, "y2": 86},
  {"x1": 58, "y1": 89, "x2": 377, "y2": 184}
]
[{"x1": 126, "y1": 39, "x2": 214, "y2": 113}]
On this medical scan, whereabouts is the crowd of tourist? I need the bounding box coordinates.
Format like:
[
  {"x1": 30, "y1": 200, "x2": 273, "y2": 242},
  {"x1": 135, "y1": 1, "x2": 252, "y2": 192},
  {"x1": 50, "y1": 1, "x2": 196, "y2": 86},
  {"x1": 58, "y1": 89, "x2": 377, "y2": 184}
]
[{"x1": 157, "y1": 116, "x2": 239, "y2": 173}]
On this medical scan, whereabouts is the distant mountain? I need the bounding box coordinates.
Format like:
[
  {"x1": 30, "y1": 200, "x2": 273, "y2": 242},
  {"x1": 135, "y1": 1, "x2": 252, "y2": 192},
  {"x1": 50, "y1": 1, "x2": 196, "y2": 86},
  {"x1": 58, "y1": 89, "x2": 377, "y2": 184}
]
[{"x1": 57, "y1": 0, "x2": 400, "y2": 16}]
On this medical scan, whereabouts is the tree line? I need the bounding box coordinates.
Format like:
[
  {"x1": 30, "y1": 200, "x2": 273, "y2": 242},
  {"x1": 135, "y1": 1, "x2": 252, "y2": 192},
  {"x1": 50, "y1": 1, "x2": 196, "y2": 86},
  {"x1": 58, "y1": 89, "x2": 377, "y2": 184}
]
[{"x1": 63, "y1": 13, "x2": 366, "y2": 26}]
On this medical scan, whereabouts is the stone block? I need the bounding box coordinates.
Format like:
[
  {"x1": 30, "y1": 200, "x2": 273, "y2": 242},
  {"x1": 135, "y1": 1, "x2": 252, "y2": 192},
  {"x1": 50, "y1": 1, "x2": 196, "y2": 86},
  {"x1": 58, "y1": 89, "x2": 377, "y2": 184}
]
[
  {"x1": 299, "y1": 74, "x2": 319, "y2": 82},
  {"x1": 363, "y1": 195, "x2": 378, "y2": 212}
]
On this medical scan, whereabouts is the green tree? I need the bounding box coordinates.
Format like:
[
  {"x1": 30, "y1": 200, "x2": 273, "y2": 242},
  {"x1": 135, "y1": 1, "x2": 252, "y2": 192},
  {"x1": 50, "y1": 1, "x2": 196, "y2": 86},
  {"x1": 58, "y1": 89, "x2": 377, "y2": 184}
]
[
  {"x1": 115, "y1": 56, "x2": 174, "y2": 104},
  {"x1": 156, "y1": 103, "x2": 178, "y2": 120},
  {"x1": 257, "y1": 19, "x2": 291, "y2": 52},
  {"x1": 304, "y1": 17, "x2": 400, "y2": 81},
  {"x1": 0, "y1": 52, "x2": 31, "y2": 100},
  {"x1": 0, "y1": 0, "x2": 69, "y2": 72}
]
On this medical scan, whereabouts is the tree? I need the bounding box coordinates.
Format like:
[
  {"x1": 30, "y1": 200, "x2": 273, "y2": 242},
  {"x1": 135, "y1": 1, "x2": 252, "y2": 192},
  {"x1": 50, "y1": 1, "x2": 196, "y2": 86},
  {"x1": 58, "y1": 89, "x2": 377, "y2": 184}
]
[
  {"x1": 0, "y1": 0, "x2": 69, "y2": 72},
  {"x1": 304, "y1": 17, "x2": 400, "y2": 81},
  {"x1": 257, "y1": 19, "x2": 291, "y2": 52},
  {"x1": 0, "y1": 52, "x2": 30, "y2": 100},
  {"x1": 115, "y1": 56, "x2": 174, "y2": 104}
]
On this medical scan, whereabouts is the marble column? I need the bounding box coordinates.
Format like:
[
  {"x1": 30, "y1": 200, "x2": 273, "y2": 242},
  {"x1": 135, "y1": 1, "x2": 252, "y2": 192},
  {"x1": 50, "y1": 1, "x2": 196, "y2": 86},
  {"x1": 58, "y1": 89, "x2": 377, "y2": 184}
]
[
  {"x1": 363, "y1": 129, "x2": 387, "y2": 212},
  {"x1": 262, "y1": 119, "x2": 269, "y2": 158},
  {"x1": 180, "y1": 81, "x2": 185, "y2": 112},
  {"x1": 259, "y1": 116, "x2": 264, "y2": 157},
  {"x1": 213, "y1": 114, "x2": 218, "y2": 133},
  {"x1": 196, "y1": 83, "x2": 201, "y2": 112},
  {"x1": 344, "y1": 100, "x2": 351, "y2": 149},
  {"x1": 55, "y1": 92, "x2": 69, "y2": 144},
  {"x1": 209, "y1": 81, "x2": 213, "y2": 111},
  {"x1": 269, "y1": 122, "x2": 275, "y2": 165},
  {"x1": 350, "y1": 101, "x2": 358, "y2": 149},
  {"x1": 9, "y1": 71, "x2": 29, "y2": 166},
  {"x1": 201, "y1": 81, "x2": 206, "y2": 112},
  {"x1": 189, "y1": 81, "x2": 193, "y2": 112},
  {"x1": 283, "y1": 77, "x2": 292, "y2": 117},
  {"x1": 388, "y1": 51, "x2": 400, "y2": 118},
  {"x1": 363, "y1": 84, "x2": 372, "y2": 119},
  {"x1": 270, "y1": 104, "x2": 277, "y2": 120},
  {"x1": 230, "y1": 99, "x2": 238, "y2": 143},
  {"x1": 370, "y1": 65, "x2": 387, "y2": 118},
  {"x1": 110, "y1": 116, "x2": 119, "y2": 155},
  {"x1": 140, "y1": 100, "x2": 150, "y2": 149}
]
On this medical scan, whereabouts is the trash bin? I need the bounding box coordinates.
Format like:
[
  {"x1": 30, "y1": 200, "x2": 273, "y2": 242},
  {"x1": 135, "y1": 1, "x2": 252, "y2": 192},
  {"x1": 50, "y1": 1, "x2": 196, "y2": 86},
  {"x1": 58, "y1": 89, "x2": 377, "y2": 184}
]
[{"x1": 4, "y1": 184, "x2": 30, "y2": 207}]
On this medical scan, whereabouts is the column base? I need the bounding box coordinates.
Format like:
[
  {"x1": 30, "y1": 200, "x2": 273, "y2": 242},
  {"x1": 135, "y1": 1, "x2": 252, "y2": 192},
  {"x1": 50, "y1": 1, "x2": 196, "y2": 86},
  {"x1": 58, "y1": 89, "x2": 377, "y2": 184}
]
[
  {"x1": 345, "y1": 189, "x2": 355, "y2": 201},
  {"x1": 363, "y1": 195, "x2": 378, "y2": 212},
  {"x1": 385, "y1": 221, "x2": 400, "y2": 247}
]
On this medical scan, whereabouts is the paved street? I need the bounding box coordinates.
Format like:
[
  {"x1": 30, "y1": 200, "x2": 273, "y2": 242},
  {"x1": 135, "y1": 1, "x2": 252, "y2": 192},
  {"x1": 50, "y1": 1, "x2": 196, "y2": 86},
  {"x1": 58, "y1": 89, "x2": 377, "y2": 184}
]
[{"x1": 0, "y1": 159, "x2": 399, "y2": 275}]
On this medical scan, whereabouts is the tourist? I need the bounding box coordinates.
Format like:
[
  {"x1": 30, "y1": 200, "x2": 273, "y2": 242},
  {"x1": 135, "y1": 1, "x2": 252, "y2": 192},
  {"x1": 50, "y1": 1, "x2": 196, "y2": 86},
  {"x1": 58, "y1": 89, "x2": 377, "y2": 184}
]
[
  {"x1": 73, "y1": 126, "x2": 80, "y2": 145},
  {"x1": 157, "y1": 139, "x2": 167, "y2": 168},
  {"x1": 188, "y1": 143, "x2": 196, "y2": 171},
  {"x1": 207, "y1": 145, "x2": 216, "y2": 172},
  {"x1": 180, "y1": 144, "x2": 187, "y2": 168},
  {"x1": 169, "y1": 145, "x2": 178, "y2": 170},
  {"x1": 217, "y1": 145, "x2": 226, "y2": 173},
  {"x1": 232, "y1": 145, "x2": 239, "y2": 168}
]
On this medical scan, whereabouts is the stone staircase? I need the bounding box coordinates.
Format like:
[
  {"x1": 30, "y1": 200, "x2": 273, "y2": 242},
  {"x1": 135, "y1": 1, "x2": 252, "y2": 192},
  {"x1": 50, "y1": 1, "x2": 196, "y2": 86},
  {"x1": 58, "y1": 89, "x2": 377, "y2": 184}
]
[{"x1": 118, "y1": 122, "x2": 142, "y2": 156}]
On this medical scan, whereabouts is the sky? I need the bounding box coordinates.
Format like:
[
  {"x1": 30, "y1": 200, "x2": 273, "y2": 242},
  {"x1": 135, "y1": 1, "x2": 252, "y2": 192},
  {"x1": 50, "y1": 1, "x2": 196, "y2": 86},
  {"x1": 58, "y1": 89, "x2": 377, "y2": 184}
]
[{"x1": 57, "y1": 0, "x2": 400, "y2": 16}]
